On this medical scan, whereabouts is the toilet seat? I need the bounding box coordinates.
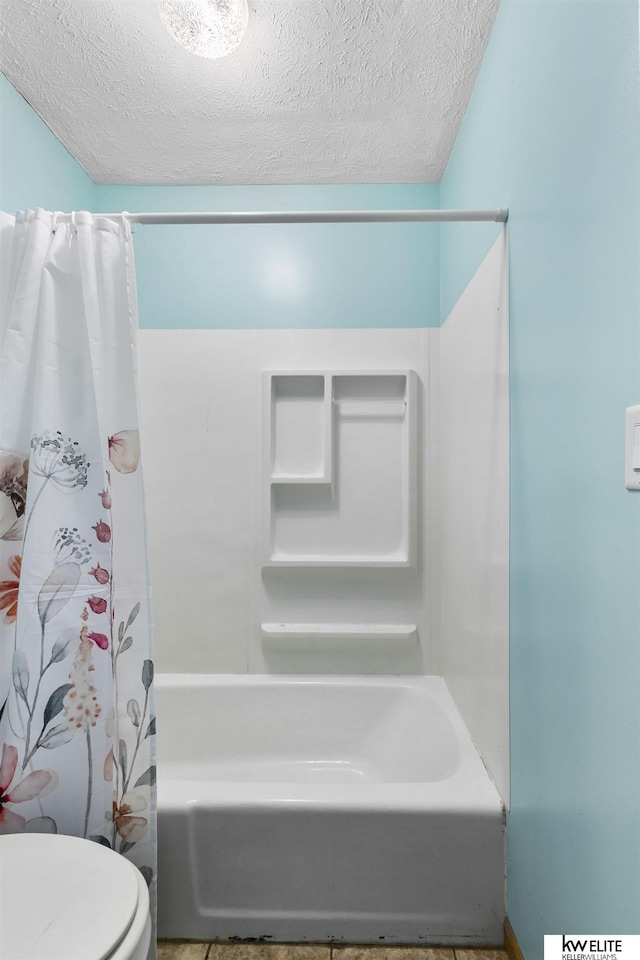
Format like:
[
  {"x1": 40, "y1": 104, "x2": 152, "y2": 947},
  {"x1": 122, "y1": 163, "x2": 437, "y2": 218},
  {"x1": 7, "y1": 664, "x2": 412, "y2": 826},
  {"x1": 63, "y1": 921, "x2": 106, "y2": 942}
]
[{"x1": 0, "y1": 833, "x2": 151, "y2": 960}]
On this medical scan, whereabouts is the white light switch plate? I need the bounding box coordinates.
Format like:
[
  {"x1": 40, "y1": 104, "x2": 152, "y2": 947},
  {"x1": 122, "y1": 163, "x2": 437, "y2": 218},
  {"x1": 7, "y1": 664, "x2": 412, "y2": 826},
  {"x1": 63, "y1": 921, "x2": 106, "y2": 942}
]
[{"x1": 625, "y1": 404, "x2": 640, "y2": 490}]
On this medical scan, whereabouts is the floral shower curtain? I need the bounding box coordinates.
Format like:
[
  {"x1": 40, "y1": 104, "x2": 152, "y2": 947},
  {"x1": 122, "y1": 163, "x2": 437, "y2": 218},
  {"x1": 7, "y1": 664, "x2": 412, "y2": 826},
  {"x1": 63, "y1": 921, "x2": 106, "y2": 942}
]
[{"x1": 0, "y1": 209, "x2": 155, "y2": 897}]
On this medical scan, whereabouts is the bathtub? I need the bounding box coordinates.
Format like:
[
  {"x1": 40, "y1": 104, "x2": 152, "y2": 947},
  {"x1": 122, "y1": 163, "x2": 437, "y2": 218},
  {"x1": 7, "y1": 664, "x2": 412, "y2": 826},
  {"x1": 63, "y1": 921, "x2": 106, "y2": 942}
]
[{"x1": 156, "y1": 675, "x2": 504, "y2": 945}]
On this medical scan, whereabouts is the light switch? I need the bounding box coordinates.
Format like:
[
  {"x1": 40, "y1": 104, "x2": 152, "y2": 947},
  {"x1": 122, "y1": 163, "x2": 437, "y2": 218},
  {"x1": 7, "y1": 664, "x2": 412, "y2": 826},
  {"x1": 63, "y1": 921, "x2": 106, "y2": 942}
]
[{"x1": 625, "y1": 405, "x2": 640, "y2": 490}]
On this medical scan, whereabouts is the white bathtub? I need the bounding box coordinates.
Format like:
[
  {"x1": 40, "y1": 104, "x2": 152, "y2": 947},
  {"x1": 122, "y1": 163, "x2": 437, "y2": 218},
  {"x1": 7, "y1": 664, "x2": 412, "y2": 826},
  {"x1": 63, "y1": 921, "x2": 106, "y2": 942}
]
[{"x1": 156, "y1": 675, "x2": 505, "y2": 945}]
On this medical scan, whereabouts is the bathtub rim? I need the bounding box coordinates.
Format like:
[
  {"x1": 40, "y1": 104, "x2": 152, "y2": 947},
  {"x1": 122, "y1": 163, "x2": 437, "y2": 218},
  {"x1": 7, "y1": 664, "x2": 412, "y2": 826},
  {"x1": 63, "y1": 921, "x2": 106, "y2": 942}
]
[{"x1": 155, "y1": 673, "x2": 505, "y2": 813}]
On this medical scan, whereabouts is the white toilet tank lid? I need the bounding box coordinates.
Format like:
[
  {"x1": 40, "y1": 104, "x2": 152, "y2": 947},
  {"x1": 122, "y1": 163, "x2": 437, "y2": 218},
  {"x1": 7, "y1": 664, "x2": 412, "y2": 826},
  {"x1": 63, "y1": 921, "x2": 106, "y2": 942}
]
[{"x1": 0, "y1": 833, "x2": 143, "y2": 960}]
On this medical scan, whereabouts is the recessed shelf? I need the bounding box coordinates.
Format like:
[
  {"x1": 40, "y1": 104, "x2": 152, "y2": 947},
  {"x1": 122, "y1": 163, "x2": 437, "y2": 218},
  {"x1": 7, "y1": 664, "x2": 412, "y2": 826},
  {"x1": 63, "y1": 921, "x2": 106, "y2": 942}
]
[
  {"x1": 260, "y1": 622, "x2": 419, "y2": 643},
  {"x1": 270, "y1": 475, "x2": 331, "y2": 484},
  {"x1": 267, "y1": 554, "x2": 412, "y2": 567},
  {"x1": 333, "y1": 374, "x2": 407, "y2": 400},
  {"x1": 263, "y1": 370, "x2": 417, "y2": 568},
  {"x1": 270, "y1": 374, "x2": 330, "y2": 482}
]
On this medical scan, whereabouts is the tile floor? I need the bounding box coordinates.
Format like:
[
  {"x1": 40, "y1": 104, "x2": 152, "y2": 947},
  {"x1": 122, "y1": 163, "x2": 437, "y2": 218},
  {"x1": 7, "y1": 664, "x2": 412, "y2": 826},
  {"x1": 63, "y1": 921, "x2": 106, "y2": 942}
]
[{"x1": 157, "y1": 942, "x2": 509, "y2": 960}]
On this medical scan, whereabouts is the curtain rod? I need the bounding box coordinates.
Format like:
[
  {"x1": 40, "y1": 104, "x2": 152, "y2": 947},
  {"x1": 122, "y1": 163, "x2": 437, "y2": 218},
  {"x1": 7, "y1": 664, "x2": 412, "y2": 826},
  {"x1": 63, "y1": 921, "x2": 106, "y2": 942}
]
[{"x1": 102, "y1": 208, "x2": 508, "y2": 225}]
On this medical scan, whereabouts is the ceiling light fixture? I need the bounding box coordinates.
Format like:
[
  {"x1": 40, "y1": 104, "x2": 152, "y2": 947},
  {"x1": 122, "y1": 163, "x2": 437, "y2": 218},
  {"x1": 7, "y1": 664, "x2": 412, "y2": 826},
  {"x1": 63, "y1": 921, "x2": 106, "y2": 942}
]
[{"x1": 158, "y1": 0, "x2": 249, "y2": 59}]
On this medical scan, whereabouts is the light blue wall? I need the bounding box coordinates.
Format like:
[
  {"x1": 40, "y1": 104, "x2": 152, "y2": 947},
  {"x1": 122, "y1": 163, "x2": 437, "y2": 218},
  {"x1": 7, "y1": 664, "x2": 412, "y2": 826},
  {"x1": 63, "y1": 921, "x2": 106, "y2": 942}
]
[
  {"x1": 440, "y1": 2, "x2": 640, "y2": 955},
  {"x1": 0, "y1": 73, "x2": 96, "y2": 213},
  {"x1": 95, "y1": 184, "x2": 440, "y2": 328}
]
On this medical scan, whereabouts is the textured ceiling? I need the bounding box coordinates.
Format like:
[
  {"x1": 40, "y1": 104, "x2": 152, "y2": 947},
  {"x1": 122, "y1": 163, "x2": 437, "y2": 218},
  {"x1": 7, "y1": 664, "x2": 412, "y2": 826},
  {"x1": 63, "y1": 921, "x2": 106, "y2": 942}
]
[{"x1": 0, "y1": 0, "x2": 501, "y2": 184}]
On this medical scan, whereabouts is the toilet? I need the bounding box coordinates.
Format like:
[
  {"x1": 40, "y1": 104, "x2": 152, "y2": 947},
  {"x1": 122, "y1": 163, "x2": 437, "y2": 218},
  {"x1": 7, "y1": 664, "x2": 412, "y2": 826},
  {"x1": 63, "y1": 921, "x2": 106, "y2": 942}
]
[{"x1": 0, "y1": 833, "x2": 152, "y2": 960}]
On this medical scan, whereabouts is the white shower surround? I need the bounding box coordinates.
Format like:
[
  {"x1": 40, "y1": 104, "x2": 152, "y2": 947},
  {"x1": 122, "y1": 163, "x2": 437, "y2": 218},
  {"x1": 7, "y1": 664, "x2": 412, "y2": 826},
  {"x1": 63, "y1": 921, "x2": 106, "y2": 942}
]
[
  {"x1": 156, "y1": 674, "x2": 505, "y2": 943},
  {"x1": 138, "y1": 233, "x2": 510, "y2": 800},
  {"x1": 138, "y1": 327, "x2": 432, "y2": 678},
  {"x1": 435, "y1": 232, "x2": 510, "y2": 803}
]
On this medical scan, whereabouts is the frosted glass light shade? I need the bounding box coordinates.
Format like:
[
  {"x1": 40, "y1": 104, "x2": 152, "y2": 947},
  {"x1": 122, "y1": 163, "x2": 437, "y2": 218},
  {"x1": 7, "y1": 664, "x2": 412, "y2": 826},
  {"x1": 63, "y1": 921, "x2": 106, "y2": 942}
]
[{"x1": 158, "y1": 0, "x2": 249, "y2": 59}]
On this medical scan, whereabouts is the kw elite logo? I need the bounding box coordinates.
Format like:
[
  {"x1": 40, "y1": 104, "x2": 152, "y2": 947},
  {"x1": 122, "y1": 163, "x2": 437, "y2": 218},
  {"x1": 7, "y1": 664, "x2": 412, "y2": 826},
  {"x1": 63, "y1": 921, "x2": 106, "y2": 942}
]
[{"x1": 544, "y1": 935, "x2": 640, "y2": 960}]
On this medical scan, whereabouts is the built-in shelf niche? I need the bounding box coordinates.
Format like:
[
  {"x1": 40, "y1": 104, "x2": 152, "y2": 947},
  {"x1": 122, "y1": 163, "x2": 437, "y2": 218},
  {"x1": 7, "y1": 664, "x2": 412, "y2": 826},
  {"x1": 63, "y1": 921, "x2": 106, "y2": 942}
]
[
  {"x1": 270, "y1": 374, "x2": 331, "y2": 482},
  {"x1": 263, "y1": 370, "x2": 417, "y2": 567},
  {"x1": 260, "y1": 623, "x2": 418, "y2": 644}
]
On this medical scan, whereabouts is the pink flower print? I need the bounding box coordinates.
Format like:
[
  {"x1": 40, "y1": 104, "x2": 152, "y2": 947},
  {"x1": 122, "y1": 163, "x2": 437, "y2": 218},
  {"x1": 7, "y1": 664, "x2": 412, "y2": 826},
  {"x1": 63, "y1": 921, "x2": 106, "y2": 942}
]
[
  {"x1": 92, "y1": 520, "x2": 111, "y2": 543},
  {"x1": 108, "y1": 430, "x2": 140, "y2": 475},
  {"x1": 112, "y1": 786, "x2": 149, "y2": 843},
  {"x1": 0, "y1": 743, "x2": 57, "y2": 834},
  {"x1": 63, "y1": 625, "x2": 103, "y2": 730},
  {"x1": 99, "y1": 488, "x2": 112, "y2": 510},
  {"x1": 88, "y1": 632, "x2": 109, "y2": 650},
  {"x1": 87, "y1": 596, "x2": 107, "y2": 614},
  {"x1": 89, "y1": 563, "x2": 110, "y2": 585}
]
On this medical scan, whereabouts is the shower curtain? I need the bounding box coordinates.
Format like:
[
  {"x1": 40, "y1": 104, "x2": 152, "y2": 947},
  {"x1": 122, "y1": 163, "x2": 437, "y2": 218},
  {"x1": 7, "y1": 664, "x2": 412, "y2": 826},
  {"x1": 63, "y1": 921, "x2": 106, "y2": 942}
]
[{"x1": 0, "y1": 209, "x2": 156, "y2": 897}]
